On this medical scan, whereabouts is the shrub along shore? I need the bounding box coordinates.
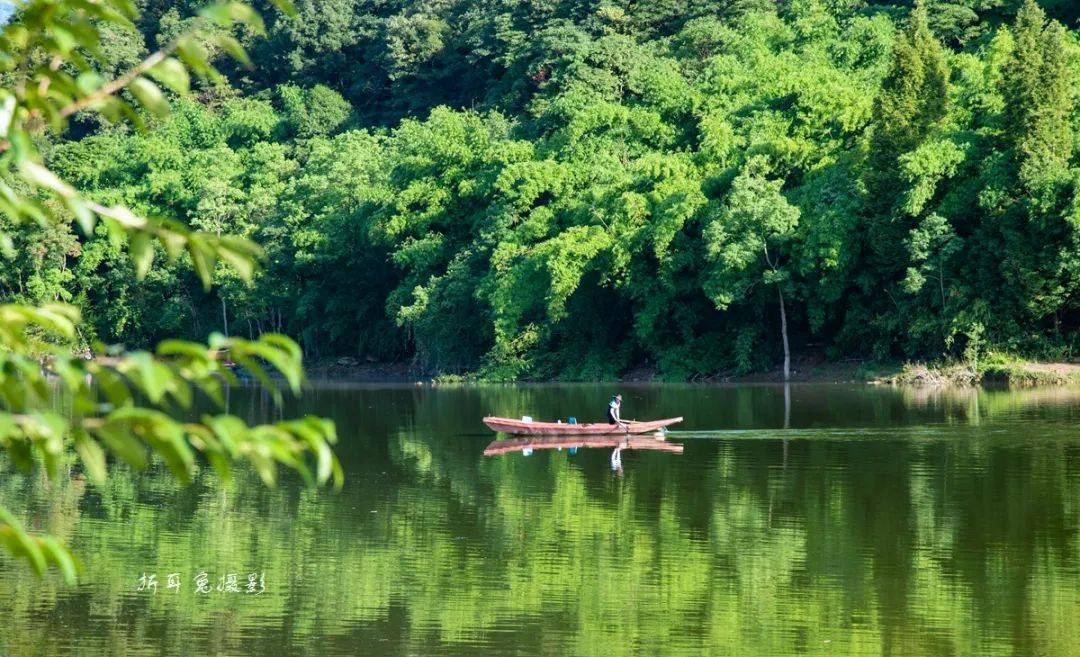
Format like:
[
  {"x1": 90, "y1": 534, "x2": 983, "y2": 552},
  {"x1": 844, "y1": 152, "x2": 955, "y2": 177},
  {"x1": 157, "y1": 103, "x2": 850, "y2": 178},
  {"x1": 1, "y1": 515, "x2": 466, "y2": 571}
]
[{"x1": 303, "y1": 356, "x2": 1080, "y2": 386}]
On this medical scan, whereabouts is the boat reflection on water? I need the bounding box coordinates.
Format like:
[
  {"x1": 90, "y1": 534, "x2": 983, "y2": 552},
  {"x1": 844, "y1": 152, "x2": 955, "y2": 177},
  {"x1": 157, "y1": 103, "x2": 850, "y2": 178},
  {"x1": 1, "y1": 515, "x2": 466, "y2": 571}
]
[
  {"x1": 483, "y1": 435, "x2": 684, "y2": 456},
  {"x1": 483, "y1": 435, "x2": 684, "y2": 474}
]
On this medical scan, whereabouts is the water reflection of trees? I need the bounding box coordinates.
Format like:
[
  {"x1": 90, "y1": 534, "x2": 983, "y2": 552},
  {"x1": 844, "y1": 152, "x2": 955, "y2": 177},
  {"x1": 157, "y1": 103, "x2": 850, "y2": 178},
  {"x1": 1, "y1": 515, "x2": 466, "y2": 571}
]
[{"x1": 0, "y1": 385, "x2": 1077, "y2": 656}]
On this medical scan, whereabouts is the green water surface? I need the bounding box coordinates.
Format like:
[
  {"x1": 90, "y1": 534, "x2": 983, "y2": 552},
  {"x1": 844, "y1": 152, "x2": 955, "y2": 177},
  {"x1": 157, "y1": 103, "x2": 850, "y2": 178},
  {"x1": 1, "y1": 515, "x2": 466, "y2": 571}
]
[{"x1": 1, "y1": 383, "x2": 1078, "y2": 656}]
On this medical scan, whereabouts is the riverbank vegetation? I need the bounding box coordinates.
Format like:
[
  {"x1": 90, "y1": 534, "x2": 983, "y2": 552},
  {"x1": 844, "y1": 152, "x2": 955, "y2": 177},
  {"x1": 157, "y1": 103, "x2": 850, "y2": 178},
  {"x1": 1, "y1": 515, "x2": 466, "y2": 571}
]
[
  {"x1": 886, "y1": 356, "x2": 1080, "y2": 386},
  {"x1": 9, "y1": 0, "x2": 1080, "y2": 383}
]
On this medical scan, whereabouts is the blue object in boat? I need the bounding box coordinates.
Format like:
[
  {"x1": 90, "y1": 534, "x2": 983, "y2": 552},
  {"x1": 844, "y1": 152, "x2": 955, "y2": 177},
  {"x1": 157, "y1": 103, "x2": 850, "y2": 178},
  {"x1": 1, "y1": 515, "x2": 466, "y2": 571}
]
[
  {"x1": 569, "y1": 447, "x2": 578, "y2": 455},
  {"x1": 568, "y1": 416, "x2": 577, "y2": 424}
]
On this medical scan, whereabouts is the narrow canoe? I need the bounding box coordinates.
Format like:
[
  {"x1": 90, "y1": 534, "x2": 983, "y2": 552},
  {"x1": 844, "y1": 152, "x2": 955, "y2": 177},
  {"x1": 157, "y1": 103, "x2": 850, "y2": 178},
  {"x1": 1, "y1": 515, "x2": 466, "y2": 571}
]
[
  {"x1": 482, "y1": 416, "x2": 682, "y2": 436},
  {"x1": 484, "y1": 436, "x2": 684, "y2": 456}
]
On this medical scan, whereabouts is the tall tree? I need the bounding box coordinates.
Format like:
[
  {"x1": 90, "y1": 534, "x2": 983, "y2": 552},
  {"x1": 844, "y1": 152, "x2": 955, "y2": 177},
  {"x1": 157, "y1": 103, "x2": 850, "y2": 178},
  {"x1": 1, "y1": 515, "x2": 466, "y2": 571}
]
[
  {"x1": 860, "y1": 2, "x2": 953, "y2": 356},
  {"x1": 704, "y1": 159, "x2": 801, "y2": 380},
  {"x1": 1003, "y1": 0, "x2": 1074, "y2": 195},
  {"x1": 868, "y1": 2, "x2": 951, "y2": 207},
  {"x1": 993, "y1": 0, "x2": 1079, "y2": 335}
]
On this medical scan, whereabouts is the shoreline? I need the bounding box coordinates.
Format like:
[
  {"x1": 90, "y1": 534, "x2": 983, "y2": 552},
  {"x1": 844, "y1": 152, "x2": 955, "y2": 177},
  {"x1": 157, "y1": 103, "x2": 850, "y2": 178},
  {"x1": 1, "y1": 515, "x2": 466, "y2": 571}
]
[{"x1": 303, "y1": 357, "x2": 1080, "y2": 387}]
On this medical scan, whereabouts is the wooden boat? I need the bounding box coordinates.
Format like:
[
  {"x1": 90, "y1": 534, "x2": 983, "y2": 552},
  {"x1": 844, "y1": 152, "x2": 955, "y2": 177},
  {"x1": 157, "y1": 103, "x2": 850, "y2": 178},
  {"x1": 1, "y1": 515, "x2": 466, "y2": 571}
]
[
  {"x1": 484, "y1": 435, "x2": 683, "y2": 456},
  {"x1": 482, "y1": 416, "x2": 682, "y2": 436}
]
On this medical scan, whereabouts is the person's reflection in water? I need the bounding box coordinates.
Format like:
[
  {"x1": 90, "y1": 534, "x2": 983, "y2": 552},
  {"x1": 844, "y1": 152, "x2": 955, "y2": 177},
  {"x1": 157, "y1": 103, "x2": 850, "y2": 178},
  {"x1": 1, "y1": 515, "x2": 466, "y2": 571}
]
[{"x1": 610, "y1": 441, "x2": 625, "y2": 475}]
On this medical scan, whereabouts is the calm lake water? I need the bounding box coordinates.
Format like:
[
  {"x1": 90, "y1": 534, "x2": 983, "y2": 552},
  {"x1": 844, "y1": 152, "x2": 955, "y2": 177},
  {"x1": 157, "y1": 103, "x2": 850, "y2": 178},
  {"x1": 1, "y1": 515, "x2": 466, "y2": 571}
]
[{"x1": 1, "y1": 383, "x2": 1079, "y2": 657}]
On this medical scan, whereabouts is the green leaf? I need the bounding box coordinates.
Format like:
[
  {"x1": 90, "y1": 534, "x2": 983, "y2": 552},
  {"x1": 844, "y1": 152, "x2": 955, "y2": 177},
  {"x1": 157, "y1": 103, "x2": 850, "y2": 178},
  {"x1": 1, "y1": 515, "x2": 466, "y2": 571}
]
[
  {"x1": 232, "y1": 353, "x2": 278, "y2": 400},
  {"x1": 34, "y1": 413, "x2": 70, "y2": 479},
  {"x1": 266, "y1": 0, "x2": 296, "y2": 16},
  {"x1": 38, "y1": 537, "x2": 79, "y2": 585},
  {"x1": 95, "y1": 368, "x2": 133, "y2": 409},
  {"x1": 74, "y1": 429, "x2": 108, "y2": 485},
  {"x1": 94, "y1": 424, "x2": 147, "y2": 470},
  {"x1": 330, "y1": 457, "x2": 344, "y2": 491},
  {"x1": 168, "y1": 376, "x2": 194, "y2": 409},
  {"x1": 194, "y1": 373, "x2": 226, "y2": 407},
  {"x1": 175, "y1": 36, "x2": 215, "y2": 79},
  {"x1": 110, "y1": 408, "x2": 195, "y2": 482},
  {"x1": 0, "y1": 508, "x2": 47, "y2": 577},
  {"x1": 215, "y1": 238, "x2": 259, "y2": 281},
  {"x1": 74, "y1": 71, "x2": 104, "y2": 96},
  {"x1": 127, "y1": 352, "x2": 168, "y2": 403},
  {"x1": 245, "y1": 341, "x2": 301, "y2": 392},
  {"x1": 155, "y1": 432, "x2": 196, "y2": 483},
  {"x1": 206, "y1": 415, "x2": 246, "y2": 455},
  {"x1": 157, "y1": 339, "x2": 211, "y2": 361},
  {"x1": 199, "y1": 2, "x2": 265, "y2": 32},
  {"x1": 246, "y1": 449, "x2": 277, "y2": 487},
  {"x1": 128, "y1": 77, "x2": 170, "y2": 118},
  {"x1": 130, "y1": 231, "x2": 154, "y2": 279},
  {"x1": 50, "y1": 26, "x2": 77, "y2": 54},
  {"x1": 259, "y1": 333, "x2": 303, "y2": 363},
  {"x1": 213, "y1": 34, "x2": 252, "y2": 69},
  {"x1": 19, "y1": 161, "x2": 76, "y2": 197},
  {"x1": 186, "y1": 235, "x2": 217, "y2": 290},
  {"x1": 67, "y1": 197, "x2": 96, "y2": 235},
  {"x1": 3, "y1": 431, "x2": 34, "y2": 471},
  {"x1": 146, "y1": 57, "x2": 190, "y2": 95}
]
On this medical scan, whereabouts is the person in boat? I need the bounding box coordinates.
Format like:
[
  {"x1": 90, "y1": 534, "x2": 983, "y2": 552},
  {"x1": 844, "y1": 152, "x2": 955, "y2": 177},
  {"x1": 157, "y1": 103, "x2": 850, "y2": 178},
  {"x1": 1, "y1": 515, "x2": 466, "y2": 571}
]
[{"x1": 607, "y1": 393, "x2": 626, "y2": 427}]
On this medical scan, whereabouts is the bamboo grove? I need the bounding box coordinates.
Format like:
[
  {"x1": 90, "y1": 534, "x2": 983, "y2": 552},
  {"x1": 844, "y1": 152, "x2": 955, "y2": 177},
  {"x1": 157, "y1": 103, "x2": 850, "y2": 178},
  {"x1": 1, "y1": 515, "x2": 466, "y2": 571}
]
[{"x1": 7, "y1": 0, "x2": 1080, "y2": 380}]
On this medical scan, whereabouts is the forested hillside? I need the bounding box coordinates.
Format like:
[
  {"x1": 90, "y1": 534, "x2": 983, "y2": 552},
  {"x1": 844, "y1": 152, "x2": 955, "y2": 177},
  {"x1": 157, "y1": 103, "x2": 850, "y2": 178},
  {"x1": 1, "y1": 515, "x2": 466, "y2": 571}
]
[{"x1": 10, "y1": 0, "x2": 1080, "y2": 379}]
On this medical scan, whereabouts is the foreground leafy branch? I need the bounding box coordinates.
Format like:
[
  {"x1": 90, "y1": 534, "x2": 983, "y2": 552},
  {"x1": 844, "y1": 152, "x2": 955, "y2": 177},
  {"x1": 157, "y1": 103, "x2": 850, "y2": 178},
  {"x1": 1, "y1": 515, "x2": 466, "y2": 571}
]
[
  {"x1": 0, "y1": 0, "x2": 342, "y2": 583},
  {"x1": 0, "y1": 305, "x2": 342, "y2": 583}
]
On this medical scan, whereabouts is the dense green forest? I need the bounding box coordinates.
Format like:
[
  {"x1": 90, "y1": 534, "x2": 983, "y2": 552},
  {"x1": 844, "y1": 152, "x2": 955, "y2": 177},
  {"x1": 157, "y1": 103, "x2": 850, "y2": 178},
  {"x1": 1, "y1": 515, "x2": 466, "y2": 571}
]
[{"x1": 9, "y1": 0, "x2": 1080, "y2": 379}]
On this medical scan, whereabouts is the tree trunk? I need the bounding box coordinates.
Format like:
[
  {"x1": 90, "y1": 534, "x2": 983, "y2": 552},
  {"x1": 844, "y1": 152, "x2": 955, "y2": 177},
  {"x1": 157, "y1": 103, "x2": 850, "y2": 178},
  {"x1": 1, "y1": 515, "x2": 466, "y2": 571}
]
[
  {"x1": 221, "y1": 297, "x2": 229, "y2": 337},
  {"x1": 777, "y1": 285, "x2": 790, "y2": 381},
  {"x1": 782, "y1": 381, "x2": 790, "y2": 467},
  {"x1": 939, "y1": 259, "x2": 946, "y2": 311},
  {"x1": 783, "y1": 381, "x2": 791, "y2": 429}
]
